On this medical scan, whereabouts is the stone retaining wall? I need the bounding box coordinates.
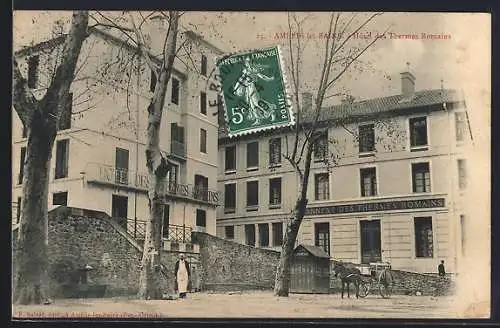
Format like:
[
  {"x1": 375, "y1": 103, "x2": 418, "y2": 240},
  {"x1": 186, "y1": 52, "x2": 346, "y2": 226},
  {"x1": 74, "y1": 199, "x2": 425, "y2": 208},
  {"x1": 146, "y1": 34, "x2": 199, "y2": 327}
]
[
  {"x1": 12, "y1": 206, "x2": 193, "y2": 298},
  {"x1": 192, "y1": 232, "x2": 280, "y2": 292}
]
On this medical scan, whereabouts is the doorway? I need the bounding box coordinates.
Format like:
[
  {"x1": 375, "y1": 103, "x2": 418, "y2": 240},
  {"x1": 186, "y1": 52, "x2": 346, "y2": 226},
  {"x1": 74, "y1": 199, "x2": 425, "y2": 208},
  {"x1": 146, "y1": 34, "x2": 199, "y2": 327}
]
[
  {"x1": 360, "y1": 219, "x2": 381, "y2": 264},
  {"x1": 111, "y1": 195, "x2": 128, "y2": 228}
]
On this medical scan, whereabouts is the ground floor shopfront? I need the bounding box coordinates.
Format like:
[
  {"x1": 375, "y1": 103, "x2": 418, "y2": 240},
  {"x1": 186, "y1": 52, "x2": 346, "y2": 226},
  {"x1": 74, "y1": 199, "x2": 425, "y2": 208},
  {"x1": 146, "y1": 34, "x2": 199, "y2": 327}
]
[{"x1": 217, "y1": 194, "x2": 464, "y2": 274}]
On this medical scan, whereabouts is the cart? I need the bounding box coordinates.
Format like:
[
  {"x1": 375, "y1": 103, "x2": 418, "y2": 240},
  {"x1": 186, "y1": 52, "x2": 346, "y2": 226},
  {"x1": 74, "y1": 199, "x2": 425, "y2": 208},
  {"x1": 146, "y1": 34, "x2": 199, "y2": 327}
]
[{"x1": 355, "y1": 261, "x2": 395, "y2": 298}]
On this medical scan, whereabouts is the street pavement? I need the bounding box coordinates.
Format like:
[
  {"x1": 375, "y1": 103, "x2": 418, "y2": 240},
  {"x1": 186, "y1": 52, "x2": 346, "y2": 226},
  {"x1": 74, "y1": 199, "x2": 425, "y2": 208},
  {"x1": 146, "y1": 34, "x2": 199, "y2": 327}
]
[{"x1": 12, "y1": 290, "x2": 482, "y2": 319}]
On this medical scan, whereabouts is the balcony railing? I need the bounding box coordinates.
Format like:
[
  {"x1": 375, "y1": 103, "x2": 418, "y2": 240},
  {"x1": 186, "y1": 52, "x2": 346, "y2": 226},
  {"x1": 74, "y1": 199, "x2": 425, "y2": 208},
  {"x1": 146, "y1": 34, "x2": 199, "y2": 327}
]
[
  {"x1": 85, "y1": 163, "x2": 220, "y2": 205},
  {"x1": 126, "y1": 219, "x2": 192, "y2": 243},
  {"x1": 170, "y1": 140, "x2": 186, "y2": 159}
]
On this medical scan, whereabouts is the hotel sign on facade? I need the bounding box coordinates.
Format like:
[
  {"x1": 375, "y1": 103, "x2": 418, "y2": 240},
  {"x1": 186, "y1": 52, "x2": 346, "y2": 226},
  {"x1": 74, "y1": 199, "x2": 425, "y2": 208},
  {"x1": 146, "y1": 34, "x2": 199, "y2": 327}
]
[{"x1": 305, "y1": 198, "x2": 446, "y2": 216}]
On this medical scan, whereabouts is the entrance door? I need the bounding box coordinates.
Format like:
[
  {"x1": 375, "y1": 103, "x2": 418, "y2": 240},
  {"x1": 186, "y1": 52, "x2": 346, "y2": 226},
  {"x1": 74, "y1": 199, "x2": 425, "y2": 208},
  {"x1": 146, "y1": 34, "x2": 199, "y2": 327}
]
[
  {"x1": 111, "y1": 195, "x2": 128, "y2": 228},
  {"x1": 360, "y1": 219, "x2": 381, "y2": 264}
]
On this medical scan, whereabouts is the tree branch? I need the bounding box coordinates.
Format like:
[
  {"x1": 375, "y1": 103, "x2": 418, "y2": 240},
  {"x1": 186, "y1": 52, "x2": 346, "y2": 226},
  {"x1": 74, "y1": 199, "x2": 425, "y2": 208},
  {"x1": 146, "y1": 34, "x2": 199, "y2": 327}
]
[
  {"x1": 129, "y1": 13, "x2": 158, "y2": 77},
  {"x1": 42, "y1": 11, "x2": 89, "y2": 118},
  {"x1": 325, "y1": 28, "x2": 386, "y2": 90},
  {"x1": 12, "y1": 59, "x2": 37, "y2": 127}
]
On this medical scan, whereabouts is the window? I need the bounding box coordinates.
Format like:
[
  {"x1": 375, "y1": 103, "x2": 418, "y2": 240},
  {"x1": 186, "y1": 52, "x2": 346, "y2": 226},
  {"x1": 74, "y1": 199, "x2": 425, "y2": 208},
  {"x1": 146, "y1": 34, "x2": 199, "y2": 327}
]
[
  {"x1": 16, "y1": 197, "x2": 22, "y2": 224},
  {"x1": 27, "y1": 55, "x2": 39, "y2": 89},
  {"x1": 315, "y1": 222, "x2": 330, "y2": 255},
  {"x1": 313, "y1": 131, "x2": 328, "y2": 161},
  {"x1": 224, "y1": 183, "x2": 236, "y2": 213},
  {"x1": 162, "y1": 204, "x2": 170, "y2": 239},
  {"x1": 196, "y1": 209, "x2": 206, "y2": 227},
  {"x1": 171, "y1": 77, "x2": 179, "y2": 105},
  {"x1": 455, "y1": 112, "x2": 467, "y2": 142},
  {"x1": 18, "y1": 147, "x2": 26, "y2": 184},
  {"x1": 269, "y1": 177, "x2": 282, "y2": 207},
  {"x1": 259, "y1": 224, "x2": 269, "y2": 247},
  {"x1": 412, "y1": 162, "x2": 431, "y2": 193},
  {"x1": 414, "y1": 217, "x2": 433, "y2": 258},
  {"x1": 245, "y1": 224, "x2": 256, "y2": 246},
  {"x1": 194, "y1": 174, "x2": 208, "y2": 201},
  {"x1": 58, "y1": 92, "x2": 73, "y2": 130},
  {"x1": 458, "y1": 159, "x2": 467, "y2": 190},
  {"x1": 52, "y1": 192, "x2": 68, "y2": 206},
  {"x1": 150, "y1": 69, "x2": 157, "y2": 92},
  {"x1": 314, "y1": 173, "x2": 329, "y2": 201},
  {"x1": 225, "y1": 145, "x2": 236, "y2": 172},
  {"x1": 115, "y1": 148, "x2": 129, "y2": 185},
  {"x1": 360, "y1": 167, "x2": 377, "y2": 197},
  {"x1": 167, "y1": 164, "x2": 178, "y2": 186},
  {"x1": 200, "y1": 92, "x2": 207, "y2": 115},
  {"x1": 200, "y1": 128, "x2": 207, "y2": 153},
  {"x1": 269, "y1": 138, "x2": 281, "y2": 166},
  {"x1": 246, "y1": 180, "x2": 259, "y2": 210},
  {"x1": 247, "y1": 142, "x2": 259, "y2": 169},
  {"x1": 225, "y1": 226, "x2": 234, "y2": 239},
  {"x1": 359, "y1": 124, "x2": 375, "y2": 153},
  {"x1": 409, "y1": 116, "x2": 428, "y2": 149},
  {"x1": 170, "y1": 123, "x2": 185, "y2": 158},
  {"x1": 272, "y1": 222, "x2": 283, "y2": 246},
  {"x1": 201, "y1": 54, "x2": 207, "y2": 76},
  {"x1": 55, "y1": 139, "x2": 69, "y2": 179}
]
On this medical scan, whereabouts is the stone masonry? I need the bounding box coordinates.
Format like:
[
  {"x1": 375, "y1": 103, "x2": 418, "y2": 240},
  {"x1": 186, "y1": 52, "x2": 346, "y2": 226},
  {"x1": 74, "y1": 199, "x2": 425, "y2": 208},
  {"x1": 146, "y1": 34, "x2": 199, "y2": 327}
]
[
  {"x1": 193, "y1": 233, "x2": 454, "y2": 296},
  {"x1": 192, "y1": 231, "x2": 280, "y2": 291},
  {"x1": 11, "y1": 206, "x2": 188, "y2": 298}
]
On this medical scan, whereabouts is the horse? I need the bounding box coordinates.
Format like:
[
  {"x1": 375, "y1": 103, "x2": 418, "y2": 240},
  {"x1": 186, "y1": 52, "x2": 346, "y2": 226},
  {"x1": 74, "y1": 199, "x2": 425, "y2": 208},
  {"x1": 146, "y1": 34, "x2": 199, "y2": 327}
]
[{"x1": 332, "y1": 261, "x2": 364, "y2": 299}]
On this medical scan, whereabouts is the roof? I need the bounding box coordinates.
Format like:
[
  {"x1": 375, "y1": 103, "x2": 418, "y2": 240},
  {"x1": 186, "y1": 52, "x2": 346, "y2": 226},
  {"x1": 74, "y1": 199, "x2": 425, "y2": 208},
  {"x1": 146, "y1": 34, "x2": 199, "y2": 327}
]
[
  {"x1": 14, "y1": 26, "x2": 225, "y2": 79},
  {"x1": 218, "y1": 88, "x2": 464, "y2": 141},
  {"x1": 293, "y1": 244, "x2": 331, "y2": 259}
]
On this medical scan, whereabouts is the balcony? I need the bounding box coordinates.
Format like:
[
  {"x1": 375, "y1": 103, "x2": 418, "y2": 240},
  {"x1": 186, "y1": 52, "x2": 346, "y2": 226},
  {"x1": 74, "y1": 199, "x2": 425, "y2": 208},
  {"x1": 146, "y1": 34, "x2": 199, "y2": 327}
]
[
  {"x1": 170, "y1": 140, "x2": 186, "y2": 160},
  {"x1": 85, "y1": 163, "x2": 220, "y2": 206},
  {"x1": 126, "y1": 219, "x2": 192, "y2": 243}
]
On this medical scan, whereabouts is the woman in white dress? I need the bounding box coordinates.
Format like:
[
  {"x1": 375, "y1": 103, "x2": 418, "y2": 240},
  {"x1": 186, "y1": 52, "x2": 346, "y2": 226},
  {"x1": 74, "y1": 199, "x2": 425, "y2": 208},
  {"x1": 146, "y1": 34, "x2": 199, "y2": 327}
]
[{"x1": 174, "y1": 254, "x2": 191, "y2": 299}]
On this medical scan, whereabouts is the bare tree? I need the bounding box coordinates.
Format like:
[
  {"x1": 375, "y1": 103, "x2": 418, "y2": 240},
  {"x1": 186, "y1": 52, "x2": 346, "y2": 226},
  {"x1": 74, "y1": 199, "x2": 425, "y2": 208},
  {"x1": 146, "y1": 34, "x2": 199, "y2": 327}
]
[
  {"x1": 12, "y1": 11, "x2": 89, "y2": 305},
  {"x1": 123, "y1": 11, "x2": 181, "y2": 300},
  {"x1": 274, "y1": 12, "x2": 386, "y2": 297},
  {"x1": 88, "y1": 11, "x2": 221, "y2": 299}
]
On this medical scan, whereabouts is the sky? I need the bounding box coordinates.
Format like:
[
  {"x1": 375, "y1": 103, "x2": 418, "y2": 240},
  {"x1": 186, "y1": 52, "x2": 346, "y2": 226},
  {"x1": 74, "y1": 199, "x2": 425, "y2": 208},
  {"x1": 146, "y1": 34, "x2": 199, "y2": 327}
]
[{"x1": 13, "y1": 11, "x2": 490, "y2": 138}]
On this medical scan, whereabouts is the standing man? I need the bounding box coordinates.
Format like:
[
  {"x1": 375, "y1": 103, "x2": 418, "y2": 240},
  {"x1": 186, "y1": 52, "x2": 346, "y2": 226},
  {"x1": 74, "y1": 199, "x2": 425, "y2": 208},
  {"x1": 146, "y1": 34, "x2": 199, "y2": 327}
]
[
  {"x1": 175, "y1": 254, "x2": 191, "y2": 299},
  {"x1": 438, "y1": 260, "x2": 446, "y2": 277}
]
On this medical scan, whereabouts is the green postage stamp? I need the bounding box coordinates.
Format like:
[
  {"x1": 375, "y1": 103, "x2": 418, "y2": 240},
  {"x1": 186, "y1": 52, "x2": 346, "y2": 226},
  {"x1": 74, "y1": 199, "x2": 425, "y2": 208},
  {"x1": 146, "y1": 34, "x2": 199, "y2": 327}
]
[{"x1": 216, "y1": 46, "x2": 295, "y2": 137}]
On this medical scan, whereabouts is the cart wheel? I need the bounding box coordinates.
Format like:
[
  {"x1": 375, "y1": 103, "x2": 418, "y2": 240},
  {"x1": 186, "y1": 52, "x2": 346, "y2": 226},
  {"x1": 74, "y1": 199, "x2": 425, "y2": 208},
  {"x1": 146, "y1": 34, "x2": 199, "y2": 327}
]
[
  {"x1": 379, "y1": 270, "x2": 394, "y2": 299},
  {"x1": 358, "y1": 280, "x2": 370, "y2": 298}
]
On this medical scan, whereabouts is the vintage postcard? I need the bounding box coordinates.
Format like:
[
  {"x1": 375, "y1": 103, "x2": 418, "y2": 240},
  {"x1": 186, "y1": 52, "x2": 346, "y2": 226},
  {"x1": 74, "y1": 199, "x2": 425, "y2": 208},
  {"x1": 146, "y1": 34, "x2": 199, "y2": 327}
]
[{"x1": 11, "y1": 11, "x2": 490, "y2": 320}]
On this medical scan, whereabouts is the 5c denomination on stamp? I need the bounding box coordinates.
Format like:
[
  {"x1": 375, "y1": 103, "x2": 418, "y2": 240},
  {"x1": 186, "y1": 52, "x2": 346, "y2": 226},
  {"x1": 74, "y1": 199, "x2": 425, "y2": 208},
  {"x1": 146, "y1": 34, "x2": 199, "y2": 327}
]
[{"x1": 214, "y1": 46, "x2": 295, "y2": 137}]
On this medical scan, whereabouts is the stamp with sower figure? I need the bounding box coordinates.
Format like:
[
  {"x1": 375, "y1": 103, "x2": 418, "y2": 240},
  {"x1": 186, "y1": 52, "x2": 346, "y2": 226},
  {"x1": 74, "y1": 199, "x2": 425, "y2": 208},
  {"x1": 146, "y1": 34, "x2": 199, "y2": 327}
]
[{"x1": 208, "y1": 46, "x2": 295, "y2": 137}]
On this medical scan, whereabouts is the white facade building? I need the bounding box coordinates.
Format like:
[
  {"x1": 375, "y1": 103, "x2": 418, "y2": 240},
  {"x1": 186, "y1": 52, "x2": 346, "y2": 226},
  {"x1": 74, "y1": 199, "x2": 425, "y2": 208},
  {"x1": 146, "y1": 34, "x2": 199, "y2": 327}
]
[
  {"x1": 216, "y1": 70, "x2": 473, "y2": 273},
  {"x1": 12, "y1": 22, "x2": 224, "y2": 251}
]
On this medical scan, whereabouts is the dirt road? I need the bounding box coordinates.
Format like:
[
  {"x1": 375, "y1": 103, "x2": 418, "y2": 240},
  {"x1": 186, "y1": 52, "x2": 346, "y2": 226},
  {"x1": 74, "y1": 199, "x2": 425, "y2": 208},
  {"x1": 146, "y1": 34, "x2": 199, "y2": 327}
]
[{"x1": 12, "y1": 291, "x2": 470, "y2": 319}]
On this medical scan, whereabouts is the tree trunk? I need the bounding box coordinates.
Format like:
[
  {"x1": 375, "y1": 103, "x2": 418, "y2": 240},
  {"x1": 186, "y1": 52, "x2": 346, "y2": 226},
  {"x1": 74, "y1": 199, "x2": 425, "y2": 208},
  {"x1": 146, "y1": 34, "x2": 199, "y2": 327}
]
[
  {"x1": 274, "y1": 141, "x2": 314, "y2": 297},
  {"x1": 137, "y1": 12, "x2": 179, "y2": 300},
  {"x1": 12, "y1": 11, "x2": 88, "y2": 305},
  {"x1": 13, "y1": 113, "x2": 56, "y2": 304},
  {"x1": 137, "y1": 166, "x2": 168, "y2": 299}
]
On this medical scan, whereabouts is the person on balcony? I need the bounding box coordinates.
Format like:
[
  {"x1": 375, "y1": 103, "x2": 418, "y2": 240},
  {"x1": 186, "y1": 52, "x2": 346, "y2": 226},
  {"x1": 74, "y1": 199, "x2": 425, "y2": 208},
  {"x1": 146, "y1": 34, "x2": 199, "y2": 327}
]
[{"x1": 174, "y1": 254, "x2": 191, "y2": 299}]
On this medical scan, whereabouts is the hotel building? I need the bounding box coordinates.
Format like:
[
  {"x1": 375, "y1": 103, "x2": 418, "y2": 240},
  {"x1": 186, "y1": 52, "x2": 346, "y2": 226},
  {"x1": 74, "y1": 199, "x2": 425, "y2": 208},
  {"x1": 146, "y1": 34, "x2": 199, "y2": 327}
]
[
  {"x1": 12, "y1": 21, "x2": 223, "y2": 251},
  {"x1": 216, "y1": 70, "x2": 472, "y2": 273}
]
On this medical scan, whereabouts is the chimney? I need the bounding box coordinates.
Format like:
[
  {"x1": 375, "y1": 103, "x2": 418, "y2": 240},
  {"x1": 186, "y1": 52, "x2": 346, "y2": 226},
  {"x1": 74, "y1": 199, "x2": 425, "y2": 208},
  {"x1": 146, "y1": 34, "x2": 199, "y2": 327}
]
[
  {"x1": 301, "y1": 92, "x2": 313, "y2": 111},
  {"x1": 400, "y1": 62, "x2": 416, "y2": 98}
]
